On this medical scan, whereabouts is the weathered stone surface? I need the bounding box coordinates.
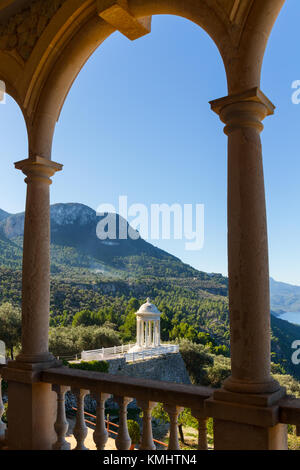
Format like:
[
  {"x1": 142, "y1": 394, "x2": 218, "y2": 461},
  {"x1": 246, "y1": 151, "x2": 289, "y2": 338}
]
[
  {"x1": 0, "y1": 0, "x2": 67, "y2": 60},
  {"x1": 111, "y1": 353, "x2": 191, "y2": 385}
]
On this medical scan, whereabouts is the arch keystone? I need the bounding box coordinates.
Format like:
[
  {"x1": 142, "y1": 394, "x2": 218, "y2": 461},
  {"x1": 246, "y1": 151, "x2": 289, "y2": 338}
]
[{"x1": 97, "y1": 0, "x2": 151, "y2": 40}]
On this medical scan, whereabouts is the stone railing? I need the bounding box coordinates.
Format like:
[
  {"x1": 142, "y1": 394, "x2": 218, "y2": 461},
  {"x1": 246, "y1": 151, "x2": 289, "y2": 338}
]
[
  {"x1": 2, "y1": 362, "x2": 300, "y2": 450},
  {"x1": 41, "y1": 367, "x2": 213, "y2": 450},
  {"x1": 81, "y1": 344, "x2": 133, "y2": 361},
  {"x1": 81, "y1": 344, "x2": 179, "y2": 362},
  {"x1": 125, "y1": 345, "x2": 179, "y2": 362}
]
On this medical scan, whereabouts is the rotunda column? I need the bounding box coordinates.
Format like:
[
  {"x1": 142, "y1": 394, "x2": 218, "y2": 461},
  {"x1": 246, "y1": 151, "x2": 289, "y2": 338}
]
[
  {"x1": 136, "y1": 319, "x2": 141, "y2": 347},
  {"x1": 145, "y1": 321, "x2": 149, "y2": 347},
  {"x1": 158, "y1": 319, "x2": 161, "y2": 346},
  {"x1": 141, "y1": 320, "x2": 145, "y2": 347},
  {"x1": 155, "y1": 320, "x2": 159, "y2": 347}
]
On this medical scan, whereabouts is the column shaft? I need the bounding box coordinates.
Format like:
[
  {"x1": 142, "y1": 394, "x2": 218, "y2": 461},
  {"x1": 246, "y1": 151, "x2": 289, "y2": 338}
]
[
  {"x1": 210, "y1": 88, "x2": 279, "y2": 394},
  {"x1": 15, "y1": 156, "x2": 62, "y2": 363}
]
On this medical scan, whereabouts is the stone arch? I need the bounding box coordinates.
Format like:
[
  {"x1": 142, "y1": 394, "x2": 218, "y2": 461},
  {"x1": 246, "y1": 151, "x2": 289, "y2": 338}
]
[
  {"x1": 0, "y1": 0, "x2": 286, "y2": 159},
  {"x1": 0, "y1": 51, "x2": 29, "y2": 126},
  {"x1": 24, "y1": 0, "x2": 231, "y2": 159}
]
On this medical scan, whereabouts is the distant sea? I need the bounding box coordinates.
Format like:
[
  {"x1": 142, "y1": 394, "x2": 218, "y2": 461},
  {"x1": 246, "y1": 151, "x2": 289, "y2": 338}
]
[{"x1": 280, "y1": 312, "x2": 300, "y2": 326}]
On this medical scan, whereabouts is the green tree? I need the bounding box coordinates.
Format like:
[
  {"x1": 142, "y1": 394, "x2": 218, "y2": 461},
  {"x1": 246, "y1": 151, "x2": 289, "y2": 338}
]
[
  {"x1": 125, "y1": 298, "x2": 140, "y2": 314},
  {"x1": 49, "y1": 325, "x2": 121, "y2": 357},
  {"x1": 0, "y1": 302, "x2": 22, "y2": 359},
  {"x1": 119, "y1": 312, "x2": 136, "y2": 343},
  {"x1": 72, "y1": 309, "x2": 100, "y2": 327},
  {"x1": 179, "y1": 339, "x2": 213, "y2": 385}
]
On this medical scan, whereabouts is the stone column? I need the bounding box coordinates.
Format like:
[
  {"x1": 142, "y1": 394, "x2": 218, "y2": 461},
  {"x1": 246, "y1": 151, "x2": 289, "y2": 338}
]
[
  {"x1": 2, "y1": 156, "x2": 62, "y2": 450},
  {"x1": 15, "y1": 156, "x2": 63, "y2": 363},
  {"x1": 155, "y1": 320, "x2": 158, "y2": 347},
  {"x1": 206, "y1": 88, "x2": 288, "y2": 450},
  {"x1": 157, "y1": 319, "x2": 161, "y2": 346},
  {"x1": 146, "y1": 321, "x2": 150, "y2": 347},
  {"x1": 136, "y1": 319, "x2": 141, "y2": 347},
  {"x1": 149, "y1": 320, "x2": 153, "y2": 347},
  {"x1": 210, "y1": 88, "x2": 279, "y2": 395},
  {"x1": 141, "y1": 320, "x2": 144, "y2": 347},
  {"x1": 149, "y1": 320, "x2": 153, "y2": 346}
]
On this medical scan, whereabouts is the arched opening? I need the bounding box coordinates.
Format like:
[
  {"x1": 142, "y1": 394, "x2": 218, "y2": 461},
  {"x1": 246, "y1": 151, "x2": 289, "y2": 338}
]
[
  {"x1": 261, "y1": 0, "x2": 300, "y2": 288},
  {"x1": 0, "y1": 94, "x2": 28, "y2": 214},
  {"x1": 45, "y1": 15, "x2": 230, "y2": 359}
]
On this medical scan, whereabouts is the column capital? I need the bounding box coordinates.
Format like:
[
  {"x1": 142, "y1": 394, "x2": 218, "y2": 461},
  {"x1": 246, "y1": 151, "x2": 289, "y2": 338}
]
[
  {"x1": 210, "y1": 87, "x2": 275, "y2": 116},
  {"x1": 15, "y1": 156, "x2": 63, "y2": 184},
  {"x1": 210, "y1": 87, "x2": 275, "y2": 135}
]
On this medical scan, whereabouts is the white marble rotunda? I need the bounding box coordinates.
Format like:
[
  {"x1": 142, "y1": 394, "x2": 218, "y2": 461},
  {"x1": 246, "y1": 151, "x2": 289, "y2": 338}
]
[{"x1": 129, "y1": 298, "x2": 162, "y2": 352}]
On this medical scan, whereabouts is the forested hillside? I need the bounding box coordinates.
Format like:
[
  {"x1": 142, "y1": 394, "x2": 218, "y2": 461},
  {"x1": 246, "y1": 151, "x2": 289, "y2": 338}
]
[{"x1": 0, "y1": 203, "x2": 299, "y2": 381}]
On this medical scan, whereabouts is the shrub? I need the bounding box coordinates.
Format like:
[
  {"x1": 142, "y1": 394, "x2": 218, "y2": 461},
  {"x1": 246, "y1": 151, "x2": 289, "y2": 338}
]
[
  {"x1": 68, "y1": 360, "x2": 109, "y2": 373},
  {"x1": 179, "y1": 339, "x2": 213, "y2": 385},
  {"x1": 273, "y1": 373, "x2": 300, "y2": 398},
  {"x1": 127, "y1": 420, "x2": 140, "y2": 445},
  {"x1": 204, "y1": 363, "x2": 231, "y2": 388},
  {"x1": 49, "y1": 325, "x2": 121, "y2": 357},
  {"x1": 2, "y1": 402, "x2": 7, "y2": 424}
]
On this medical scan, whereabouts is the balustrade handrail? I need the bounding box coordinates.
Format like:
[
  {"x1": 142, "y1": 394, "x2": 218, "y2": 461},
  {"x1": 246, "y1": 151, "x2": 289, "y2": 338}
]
[
  {"x1": 41, "y1": 366, "x2": 213, "y2": 409},
  {"x1": 4, "y1": 364, "x2": 300, "y2": 449},
  {"x1": 278, "y1": 396, "x2": 300, "y2": 429}
]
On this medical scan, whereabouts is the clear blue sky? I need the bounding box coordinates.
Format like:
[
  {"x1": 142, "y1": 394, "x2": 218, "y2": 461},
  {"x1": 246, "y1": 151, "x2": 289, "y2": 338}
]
[{"x1": 0, "y1": 1, "x2": 300, "y2": 285}]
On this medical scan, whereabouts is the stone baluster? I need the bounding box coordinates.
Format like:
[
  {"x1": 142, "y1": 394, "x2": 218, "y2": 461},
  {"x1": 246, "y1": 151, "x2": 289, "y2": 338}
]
[
  {"x1": 114, "y1": 396, "x2": 133, "y2": 450},
  {"x1": 163, "y1": 404, "x2": 183, "y2": 450},
  {"x1": 191, "y1": 410, "x2": 208, "y2": 450},
  {"x1": 72, "y1": 388, "x2": 89, "y2": 450},
  {"x1": 137, "y1": 400, "x2": 156, "y2": 450},
  {"x1": 0, "y1": 375, "x2": 6, "y2": 442},
  {"x1": 92, "y1": 392, "x2": 110, "y2": 450},
  {"x1": 52, "y1": 385, "x2": 70, "y2": 450}
]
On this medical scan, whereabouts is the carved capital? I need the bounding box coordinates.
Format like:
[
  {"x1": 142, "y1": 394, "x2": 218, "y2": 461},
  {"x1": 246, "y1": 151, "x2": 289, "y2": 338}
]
[
  {"x1": 15, "y1": 156, "x2": 63, "y2": 184},
  {"x1": 210, "y1": 87, "x2": 275, "y2": 135}
]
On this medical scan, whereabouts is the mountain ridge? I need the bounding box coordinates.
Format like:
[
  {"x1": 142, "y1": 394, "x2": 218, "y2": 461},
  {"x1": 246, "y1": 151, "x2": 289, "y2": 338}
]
[
  {"x1": 0, "y1": 203, "x2": 300, "y2": 314},
  {"x1": 0, "y1": 202, "x2": 223, "y2": 282}
]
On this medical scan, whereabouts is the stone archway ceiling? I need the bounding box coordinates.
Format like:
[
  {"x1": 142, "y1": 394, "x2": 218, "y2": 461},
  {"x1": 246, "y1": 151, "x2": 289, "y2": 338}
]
[
  {"x1": 0, "y1": 0, "x2": 68, "y2": 61},
  {"x1": 215, "y1": 0, "x2": 253, "y2": 25},
  {"x1": 206, "y1": 0, "x2": 254, "y2": 41},
  {"x1": 0, "y1": 0, "x2": 256, "y2": 64}
]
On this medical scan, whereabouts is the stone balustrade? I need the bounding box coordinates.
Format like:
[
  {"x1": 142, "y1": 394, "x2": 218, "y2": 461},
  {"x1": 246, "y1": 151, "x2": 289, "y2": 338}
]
[
  {"x1": 41, "y1": 367, "x2": 213, "y2": 450},
  {"x1": 2, "y1": 363, "x2": 300, "y2": 450}
]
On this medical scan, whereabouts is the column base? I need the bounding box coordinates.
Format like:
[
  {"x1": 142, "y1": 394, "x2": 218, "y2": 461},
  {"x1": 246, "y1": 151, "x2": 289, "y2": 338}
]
[
  {"x1": 7, "y1": 380, "x2": 57, "y2": 450},
  {"x1": 2, "y1": 360, "x2": 63, "y2": 450},
  {"x1": 16, "y1": 351, "x2": 56, "y2": 363},
  {"x1": 205, "y1": 387, "x2": 288, "y2": 450},
  {"x1": 223, "y1": 375, "x2": 281, "y2": 394},
  {"x1": 213, "y1": 419, "x2": 288, "y2": 450}
]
